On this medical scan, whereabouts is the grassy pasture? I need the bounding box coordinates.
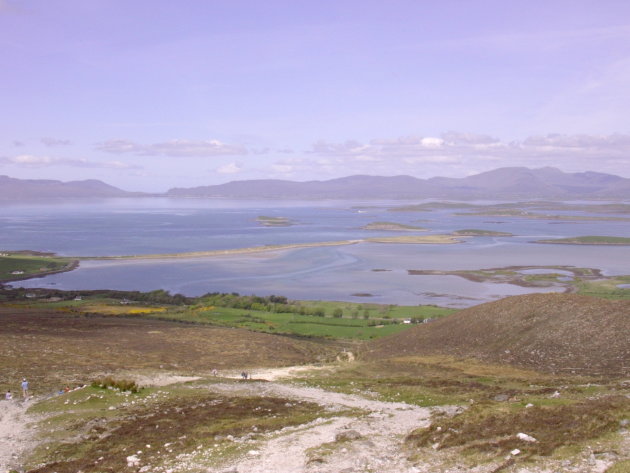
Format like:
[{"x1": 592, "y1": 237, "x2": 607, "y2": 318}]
[
  {"x1": 17, "y1": 293, "x2": 453, "y2": 340},
  {"x1": 0, "y1": 253, "x2": 75, "y2": 282}
]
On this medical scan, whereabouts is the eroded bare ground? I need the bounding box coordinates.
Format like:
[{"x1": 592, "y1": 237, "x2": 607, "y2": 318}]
[
  {"x1": 2, "y1": 306, "x2": 629, "y2": 473},
  {"x1": 6, "y1": 366, "x2": 628, "y2": 473},
  {"x1": 202, "y1": 376, "x2": 439, "y2": 473},
  {"x1": 0, "y1": 397, "x2": 39, "y2": 473}
]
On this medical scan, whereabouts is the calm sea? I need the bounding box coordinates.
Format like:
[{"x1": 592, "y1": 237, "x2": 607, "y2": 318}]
[{"x1": 3, "y1": 198, "x2": 629, "y2": 307}]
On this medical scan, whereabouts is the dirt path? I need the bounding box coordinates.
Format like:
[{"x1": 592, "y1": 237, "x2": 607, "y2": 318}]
[
  {"x1": 201, "y1": 367, "x2": 441, "y2": 473},
  {"x1": 0, "y1": 398, "x2": 38, "y2": 473}
]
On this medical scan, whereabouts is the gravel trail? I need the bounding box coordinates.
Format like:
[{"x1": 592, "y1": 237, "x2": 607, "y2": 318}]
[
  {"x1": 0, "y1": 398, "x2": 38, "y2": 473},
  {"x1": 203, "y1": 367, "x2": 437, "y2": 473}
]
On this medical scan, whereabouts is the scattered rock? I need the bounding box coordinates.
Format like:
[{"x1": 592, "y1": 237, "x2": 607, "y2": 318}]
[
  {"x1": 126, "y1": 454, "x2": 141, "y2": 467},
  {"x1": 516, "y1": 432, "x2": 538, "y2": 443},
  {"x1": 335, "y1": 430, "x2": 363, "y2": 442}
]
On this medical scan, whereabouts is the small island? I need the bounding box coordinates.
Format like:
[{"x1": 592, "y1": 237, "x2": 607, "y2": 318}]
[
  {"x1": 361, "y1": 221, "x2": 427, "y2": 231},
  {"x1": 452, "y1": 229, "x2": 513, "y2": 236},
  {"x1": 535, "y1": 236, "x2": 630, "y2": 246},
  {"x1": 256, "y1": 216, "x2": 294, "y2": 227},
  {"x1": 455, "y1": 210, "x2": 630, "y2": 221},
  {"x1": 366, "y1": 235, "x2": 461, "y2": 244}
]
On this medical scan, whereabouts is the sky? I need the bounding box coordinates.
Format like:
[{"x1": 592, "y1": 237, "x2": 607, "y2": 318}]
[{"x1": 1, "y1": 0, "x2": 630, "y2": 192}]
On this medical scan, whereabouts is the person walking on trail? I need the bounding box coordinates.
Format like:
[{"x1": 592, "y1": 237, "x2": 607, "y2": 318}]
[
  {"x1": 4, "y1": 390, "x2": 11, "y2": 400},
  {"x1": 21, "y1": 378, "x2": 29, "y2": 399}
]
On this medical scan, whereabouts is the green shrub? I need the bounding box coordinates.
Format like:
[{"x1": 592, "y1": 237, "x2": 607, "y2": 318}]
[{"x1": 91, "y1": 376, "x2": 141, "y2": 393}]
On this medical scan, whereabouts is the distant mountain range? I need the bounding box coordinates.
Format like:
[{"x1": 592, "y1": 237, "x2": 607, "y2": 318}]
[
  {"x1": 2, "y1": 167, "x2": 629, "y2": 201},
  {"x1": 0, "y1": 175, "x2": 141, "y2": 200},
  {"x1": 167, "y1": 167, "x2": 630, "y2": 200}
]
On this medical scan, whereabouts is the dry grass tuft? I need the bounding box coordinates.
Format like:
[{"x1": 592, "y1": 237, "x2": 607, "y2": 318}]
[{"x1": 408, "y1": 395, "x2": 630, "y2": 456}]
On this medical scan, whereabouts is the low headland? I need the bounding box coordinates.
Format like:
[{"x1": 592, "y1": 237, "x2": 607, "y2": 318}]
[
  {"x1": 0, "y1": 251, "x2": 78, "y2": 283},
  {"x1": 535, "y1": 235, "x2": 630, "y2": 246}
]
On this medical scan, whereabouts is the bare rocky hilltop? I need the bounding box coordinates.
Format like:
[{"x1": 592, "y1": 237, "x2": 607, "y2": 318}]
[{"x1": 362, "y1": 293, "x2": 630, "y2": 376}]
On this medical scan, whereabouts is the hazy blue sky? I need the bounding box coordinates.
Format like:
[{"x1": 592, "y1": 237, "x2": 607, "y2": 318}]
[{"x1": 1, "y1": 0, "x2": 629, "y2": 191}]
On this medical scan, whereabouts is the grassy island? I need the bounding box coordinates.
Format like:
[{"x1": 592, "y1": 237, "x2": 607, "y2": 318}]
[
  {"x1": 256, "y1": 215, "x2": 294, "y2": 226},
  {"x1": 452, "y1": 229, "x2": 513, "y2": 236},
  {"x1": 455, "y1": 210, "x2": 630, "y2": 221},
  {"x1": 367, "y1": 235, "x2": 461, "y2": 244},
  {"x1": 535, "y1": 236, "x2": 630, "y2": 246},
  {"x1": 362, "y1": 221, "x2": 427, "y2": 231}
]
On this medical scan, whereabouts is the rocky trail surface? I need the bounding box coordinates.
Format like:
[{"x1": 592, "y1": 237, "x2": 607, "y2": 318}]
[
  {"x1": 201, "y1": 367, "x2": 441, "y2": 473},
  {"x1": 2, "y1": 367, "x2": 625, "y2": 473},
  {"x1": 0, "y1": 397, "x2": 38, "y2": 473}
]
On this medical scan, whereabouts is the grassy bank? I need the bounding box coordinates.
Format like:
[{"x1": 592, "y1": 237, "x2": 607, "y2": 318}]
[{"x1": 0, "y1": 252, "x2": 77, "y2": 282}]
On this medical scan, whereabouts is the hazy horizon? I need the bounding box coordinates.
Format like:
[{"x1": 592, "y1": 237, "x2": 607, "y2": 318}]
[{"x1": 2, "y1": 1, "x2": 630, "y2": 192}]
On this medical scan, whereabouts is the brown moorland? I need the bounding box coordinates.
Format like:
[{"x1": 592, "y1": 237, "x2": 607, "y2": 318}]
[
  {"x1": 0, "y1": 307, "x2": 335, "y2": 393},
  {"x1": 362, "y1": 293, "x2": 630, "y2": 376}
]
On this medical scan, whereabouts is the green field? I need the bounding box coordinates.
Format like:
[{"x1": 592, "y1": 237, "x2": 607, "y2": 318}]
[
  {"x1": 8, "y1": 290, "x2": 454, "y2": 340},
  {"x1": 0, "y1": 252, "x2": 76, "y2": 282}
]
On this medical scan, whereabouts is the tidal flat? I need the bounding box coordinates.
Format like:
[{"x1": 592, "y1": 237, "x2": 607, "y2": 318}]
[{"x1": 3, "y1": 198, "x2": 629, "y2": 307}]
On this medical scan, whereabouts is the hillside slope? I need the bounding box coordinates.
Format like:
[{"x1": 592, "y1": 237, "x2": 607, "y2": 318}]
[
  {"x1": 362, "y1": 293, "x2": 630, "y2": 376},
  {"x1": 0, "y1": 175, "x2": 141, "y2": 200},
  {"x1": 0, "y1": 307, "x2": 334, "y2": 390}
]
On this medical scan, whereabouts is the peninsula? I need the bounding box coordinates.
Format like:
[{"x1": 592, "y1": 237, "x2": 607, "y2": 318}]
[{"x1": 535, "y1": 236, "x2": 630, "y2": 246}]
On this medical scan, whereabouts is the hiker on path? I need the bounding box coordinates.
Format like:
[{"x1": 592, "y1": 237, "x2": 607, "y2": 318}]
[
  {"x1": 4, "y1": 390, "x2": 11, "y2": 400},
  {"x1": 21, "y1": 379, "x2": 29, "y2": 399}
]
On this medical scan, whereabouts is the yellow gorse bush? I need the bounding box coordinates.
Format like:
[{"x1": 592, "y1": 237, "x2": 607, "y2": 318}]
[
  {"x1": 127, "y1": 307, "x2": 167, "y2": 314},
  {"x1": 192, "y1": 305, "x2": 215, "y2": 312}
]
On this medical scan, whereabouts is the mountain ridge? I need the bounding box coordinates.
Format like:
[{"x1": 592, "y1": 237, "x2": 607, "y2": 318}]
[
  {"x1": 2, "y1": 167, "x2": 629, "y2": 200},
  {"x1": 0, "y1": 175, "x2": 145, "y2": 200},
  {"x1": 167, "y1": 167, "x2": 630, "y2": 199}
]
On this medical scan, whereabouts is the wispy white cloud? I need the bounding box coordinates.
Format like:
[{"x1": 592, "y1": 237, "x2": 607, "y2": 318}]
[
  {"x1": 299, "y1": 132, "x2": 630, "y2": 178},
  {"x1": 215, "y1": 162, "x2": 242, "y2": 174},
  {"x1": 41, "y1": 137, "x2": 72, "y2": 147},
  {"x1": 96, "y1": 139, "x2": 247, "y2": 157},
  {"x1": 1, "y1": 154, "x2": 140, "y2": 169}
]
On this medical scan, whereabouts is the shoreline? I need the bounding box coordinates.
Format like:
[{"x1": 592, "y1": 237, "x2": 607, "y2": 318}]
[
  {"x1": 0, "y1": 259, "x2": 79, "y2": 284},
  {"x1": 78, "y1": 235, "x2": 463, "y2": 261},
  {"x1": 79, "y1": 240, "x2": 363, "y2": 261}
]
